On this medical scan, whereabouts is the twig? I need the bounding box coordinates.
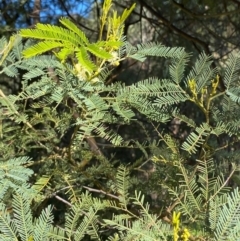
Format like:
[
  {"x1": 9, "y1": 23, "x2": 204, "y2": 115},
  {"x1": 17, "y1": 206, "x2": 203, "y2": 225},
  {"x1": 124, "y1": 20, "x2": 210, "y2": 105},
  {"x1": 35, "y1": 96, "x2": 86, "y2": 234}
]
[
  {"x1": 54, "y1": 194, "x2": 72, "y2": 207},
  {"x1": 83, "y1": 185, "x2": 120, "y2": 200}
]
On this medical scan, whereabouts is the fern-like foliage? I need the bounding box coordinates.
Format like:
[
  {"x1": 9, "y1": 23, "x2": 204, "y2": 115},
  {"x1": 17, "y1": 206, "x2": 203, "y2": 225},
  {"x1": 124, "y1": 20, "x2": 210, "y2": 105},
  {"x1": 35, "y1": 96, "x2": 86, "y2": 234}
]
[
  {"x1": 116, "y1": 165, "x2": 130, "y2": 208},
  {"x1": 184, "y1": 52, "x2": 217, "y2": 92},
  {"x1": 104, "y1": 191, "x2": 173, "y2": 241},
  {"x1": 181, "y1": 123, "x2": 212, "y2": 154},
  {"x1": 162, "y1": 153, "x2": 235, "y2": 239},
  {"x1": 211, "y1": 187, "x2": 240, "y2": 241},
  {"x1": 0, "y1": 156, "x2": 34, "y2": 200},
  {"x1": 128, "y1": 42, "x2": 186, "y2": 62},
  {"x1": 19, "y1": 3, "x2": 135, "y2": 81},
  {"x1": 0, "y1": 192, "x2": 55, "y2": 241},
  {"x1": 2, "y1": 0, "x2": 240, "y2": 240}
]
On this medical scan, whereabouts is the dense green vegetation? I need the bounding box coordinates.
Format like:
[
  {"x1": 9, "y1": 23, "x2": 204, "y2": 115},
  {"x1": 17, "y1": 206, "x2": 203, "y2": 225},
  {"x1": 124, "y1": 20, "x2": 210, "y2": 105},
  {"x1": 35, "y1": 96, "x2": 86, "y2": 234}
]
[{"x1": 1, "y1": 0, "x2": 240, "y2": 240}]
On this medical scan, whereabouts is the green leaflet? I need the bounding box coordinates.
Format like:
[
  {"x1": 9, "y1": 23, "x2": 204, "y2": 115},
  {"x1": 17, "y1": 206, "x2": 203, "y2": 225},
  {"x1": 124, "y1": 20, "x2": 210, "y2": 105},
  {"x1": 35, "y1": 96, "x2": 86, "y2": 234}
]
[
  {"x1": 86, "y1": 44, "x2": 113, "y2": 59},
  {"x1": 22, "y1": 41, "x2": 65, "y2": 58},
  {"x1": 59, "y1": 17, "x2": 89, "y2": 44},
  {"x1": 75, "y1": 47, "x2": 96, "y2": 73}
]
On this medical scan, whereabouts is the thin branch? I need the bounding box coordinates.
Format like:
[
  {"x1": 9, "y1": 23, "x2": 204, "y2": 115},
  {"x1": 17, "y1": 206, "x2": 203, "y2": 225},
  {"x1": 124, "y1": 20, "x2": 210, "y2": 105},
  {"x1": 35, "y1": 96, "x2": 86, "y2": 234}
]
[
  {"x1": 54, "y1": 194, "x2": 72, "y2": 207},
  {"x1": 171, "y1": 0, "x2": 240, "y2": 19},
  {"x1": 58, "y1": 0, "x2": 96, "y2": 33},
  {"x1": 31, "y1": 0, "x2": 41, "y2": 25},
  {"x1": 138, "y1": 0, "x2": 210, "y2": 53},
  {"x1": 83, "y1": 185, "x2": 120, "y2": 200}
]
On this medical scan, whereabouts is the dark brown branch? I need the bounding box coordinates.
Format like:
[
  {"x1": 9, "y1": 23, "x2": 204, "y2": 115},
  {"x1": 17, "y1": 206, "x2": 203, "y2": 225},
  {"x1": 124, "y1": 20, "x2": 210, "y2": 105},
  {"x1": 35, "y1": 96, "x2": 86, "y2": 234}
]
[
  {"x1": 172, "y1": 0, "x2": 240, "y2": 18},
  {"x1": 138, "y1": 0, "x2": 210, "y2": 53},
  {"x1": 58, "y1": 0, "x2": 96, "y2": 33},
  {"x1": 31, "y1": 0, "x2": 41, "y2": 25}
]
